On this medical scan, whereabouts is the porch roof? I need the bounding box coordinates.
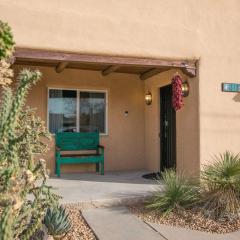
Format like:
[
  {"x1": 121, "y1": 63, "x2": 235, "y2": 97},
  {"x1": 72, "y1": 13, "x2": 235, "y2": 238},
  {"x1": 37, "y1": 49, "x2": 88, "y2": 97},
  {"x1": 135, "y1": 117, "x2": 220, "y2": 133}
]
[{"x1": 14, "y1": 48, "x2": 197, "y2": 80}]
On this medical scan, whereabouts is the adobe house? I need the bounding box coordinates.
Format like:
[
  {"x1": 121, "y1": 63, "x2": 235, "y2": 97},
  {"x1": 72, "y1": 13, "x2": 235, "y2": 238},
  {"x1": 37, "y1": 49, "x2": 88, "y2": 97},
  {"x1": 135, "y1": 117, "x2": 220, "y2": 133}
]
[{"x1": 1, "y1": 1, "x2": 239, "y2": 176}]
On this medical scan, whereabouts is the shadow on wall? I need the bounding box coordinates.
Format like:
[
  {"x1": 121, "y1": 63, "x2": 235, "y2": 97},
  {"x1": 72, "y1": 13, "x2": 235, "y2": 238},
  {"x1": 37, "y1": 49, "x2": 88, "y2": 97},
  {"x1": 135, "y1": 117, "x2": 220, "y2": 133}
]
[{"x1": 232, "y1": 93, "x2": 240, "y2": 102}]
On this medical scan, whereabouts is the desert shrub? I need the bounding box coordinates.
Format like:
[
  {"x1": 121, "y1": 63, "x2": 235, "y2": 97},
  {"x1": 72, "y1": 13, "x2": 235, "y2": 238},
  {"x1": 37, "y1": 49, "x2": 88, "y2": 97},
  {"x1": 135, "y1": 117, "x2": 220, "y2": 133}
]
[
  {"x1": 146, "y1": 169, "x2": 199, "y2": 215},
  {"x1": 201, "y1": 151, "x2": 240, "y2": 220},
  {"x1": 0, "y1": 20, "x2": 60, "y2": 240},
  {"x1": 44, "y1": 205, "x2": 71, "y2": 238},
  {"x1": 0, "y1": 21, "x2": 14, "y2": 59}
]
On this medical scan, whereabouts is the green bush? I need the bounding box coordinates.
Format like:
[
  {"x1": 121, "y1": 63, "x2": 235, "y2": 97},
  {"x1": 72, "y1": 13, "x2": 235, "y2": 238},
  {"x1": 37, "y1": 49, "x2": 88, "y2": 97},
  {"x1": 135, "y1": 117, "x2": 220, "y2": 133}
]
[
  {"x1": 44, "y1": 205, "x2": 71, "y2": 238},
  {"x1": 146, "y1": 169, "x2": 199, "y2": 215},
  {"x1": 201, "y1": 151, "x2": 240, "y2": 219}
]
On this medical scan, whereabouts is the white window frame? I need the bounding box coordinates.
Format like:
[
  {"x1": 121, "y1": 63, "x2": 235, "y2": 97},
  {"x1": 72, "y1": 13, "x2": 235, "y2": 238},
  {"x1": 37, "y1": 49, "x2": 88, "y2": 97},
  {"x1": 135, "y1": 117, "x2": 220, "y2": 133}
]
[{"x1": 47, "y1": 87, "x2": 108, "y2": 136}]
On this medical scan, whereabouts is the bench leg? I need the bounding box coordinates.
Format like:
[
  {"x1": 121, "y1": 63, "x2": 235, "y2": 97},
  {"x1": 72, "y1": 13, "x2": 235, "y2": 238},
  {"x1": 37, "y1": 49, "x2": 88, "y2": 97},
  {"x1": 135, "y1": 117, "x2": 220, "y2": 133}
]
[
  {"x1": 55, "y1": 161, "x2": 57, "y2": 175},
  {"x1": 96, "y1": 163, "x2": 100, "y2": 173},
  {"x1": 56, "y1": 161, "x2": 61, "y2": 177},
  {"x1": 101, "y1": 162, "x2": 104, "y2": 175}
]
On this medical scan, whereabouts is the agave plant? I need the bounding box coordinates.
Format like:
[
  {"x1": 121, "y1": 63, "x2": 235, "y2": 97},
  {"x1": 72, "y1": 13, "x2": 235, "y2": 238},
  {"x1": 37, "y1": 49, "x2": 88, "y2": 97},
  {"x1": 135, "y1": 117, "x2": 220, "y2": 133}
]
[
  {"x1": 146, "y1": 169, "x2": 199, "y2": 215},
  {"x1": 201, "y1": 151, "x2": 240, "y2": 219},
  {"x1": 44, "y1": 205, "x2": 71, "y2": 238}
]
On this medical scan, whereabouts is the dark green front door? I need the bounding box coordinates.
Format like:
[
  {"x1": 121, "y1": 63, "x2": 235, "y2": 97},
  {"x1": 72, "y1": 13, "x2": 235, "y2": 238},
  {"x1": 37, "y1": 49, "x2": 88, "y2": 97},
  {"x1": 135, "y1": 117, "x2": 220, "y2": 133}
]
[{"x1": 160, "y1": 85, "x2": 176, "y2": 171}]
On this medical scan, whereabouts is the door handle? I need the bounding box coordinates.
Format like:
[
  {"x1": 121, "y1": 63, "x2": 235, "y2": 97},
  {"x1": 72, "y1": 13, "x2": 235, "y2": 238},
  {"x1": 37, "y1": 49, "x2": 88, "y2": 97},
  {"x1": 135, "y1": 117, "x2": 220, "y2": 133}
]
[{"x1": 164, "y1": 120, "x2": 169, "y2": 127}]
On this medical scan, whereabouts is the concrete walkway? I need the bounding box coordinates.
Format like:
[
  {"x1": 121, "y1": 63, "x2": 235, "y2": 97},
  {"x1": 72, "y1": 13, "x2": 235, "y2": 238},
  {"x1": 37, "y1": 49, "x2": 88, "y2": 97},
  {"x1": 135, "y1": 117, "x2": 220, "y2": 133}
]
[
  {"x1": 47, "y1": 170, "x2": 159, "y2": 206},
  {"x1": 82, "y1": 206, "x2": 240, "y2": 240},
  {"x1": 82, "y1": 206, "x2": 166, "y2": 240}
]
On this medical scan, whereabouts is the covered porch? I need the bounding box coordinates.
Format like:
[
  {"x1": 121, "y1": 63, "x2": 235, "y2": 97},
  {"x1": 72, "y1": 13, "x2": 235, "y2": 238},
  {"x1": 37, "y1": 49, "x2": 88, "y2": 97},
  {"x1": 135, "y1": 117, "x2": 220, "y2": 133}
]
[
  {"x1": 47, "y1": 170, "x2": 158, "y2": 205},
  {"x1": 13, "y1": 48, "x2": 199, "y2": 176}
]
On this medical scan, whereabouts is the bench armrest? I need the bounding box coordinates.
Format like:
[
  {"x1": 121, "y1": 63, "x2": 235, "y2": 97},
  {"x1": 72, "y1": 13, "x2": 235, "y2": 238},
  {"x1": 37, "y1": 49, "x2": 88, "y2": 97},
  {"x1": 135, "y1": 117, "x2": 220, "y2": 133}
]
[
  {"x1": 97, "y1": 145, "x2": 104, "y2": 155},
  {"x1": 55, "y1": 146, "x2": 61, "y2": 158},
  {"x1": 56, "y1": 146, "x2": 61, "y2": 151}
]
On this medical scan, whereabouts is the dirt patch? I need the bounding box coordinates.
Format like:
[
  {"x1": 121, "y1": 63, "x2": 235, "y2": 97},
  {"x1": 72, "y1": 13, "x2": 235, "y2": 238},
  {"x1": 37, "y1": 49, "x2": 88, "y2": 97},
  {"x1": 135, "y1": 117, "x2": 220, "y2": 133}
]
[
  {"x1": 62, "y1": 205, "x2": 96, "y2": 240},
  {"x1": 129, "y1": 203, "x2": 240, "y2": 234}
]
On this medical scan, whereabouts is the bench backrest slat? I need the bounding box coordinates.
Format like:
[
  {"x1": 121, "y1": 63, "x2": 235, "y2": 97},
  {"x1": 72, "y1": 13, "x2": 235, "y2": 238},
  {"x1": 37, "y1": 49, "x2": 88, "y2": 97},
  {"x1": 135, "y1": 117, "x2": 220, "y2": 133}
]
[{"x1": 56, "y1": 132, "x2": 99, "y2": 151}]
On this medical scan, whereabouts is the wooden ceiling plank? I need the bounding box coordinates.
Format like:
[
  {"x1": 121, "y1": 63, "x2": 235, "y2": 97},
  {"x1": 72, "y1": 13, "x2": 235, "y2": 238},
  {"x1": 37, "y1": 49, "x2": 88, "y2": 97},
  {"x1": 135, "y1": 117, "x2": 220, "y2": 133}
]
[
  {"x1": 102, "y1": 65, "x2": 121, "y2": 76},
  {"x1": 140, "y1": 68, "x2": 165, "y2": 80},
  {"x1": 55, "y1": 62, "x2": 69, "y2": 73}
]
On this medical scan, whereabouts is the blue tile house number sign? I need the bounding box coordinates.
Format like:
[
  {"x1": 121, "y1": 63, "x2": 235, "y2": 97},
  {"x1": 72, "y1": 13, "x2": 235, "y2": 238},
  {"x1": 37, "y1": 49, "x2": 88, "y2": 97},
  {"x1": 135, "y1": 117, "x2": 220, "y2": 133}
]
[{"x1": 222, "y1": 83, "x2": 240, "y2": 92}]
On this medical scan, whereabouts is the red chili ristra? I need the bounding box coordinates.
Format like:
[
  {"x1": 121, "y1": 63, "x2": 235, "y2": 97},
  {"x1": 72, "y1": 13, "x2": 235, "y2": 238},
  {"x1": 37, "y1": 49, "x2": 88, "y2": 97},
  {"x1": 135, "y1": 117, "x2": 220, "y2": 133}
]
[{"x1": 172, "y1": 74, "x2": 183, "y2": 111}]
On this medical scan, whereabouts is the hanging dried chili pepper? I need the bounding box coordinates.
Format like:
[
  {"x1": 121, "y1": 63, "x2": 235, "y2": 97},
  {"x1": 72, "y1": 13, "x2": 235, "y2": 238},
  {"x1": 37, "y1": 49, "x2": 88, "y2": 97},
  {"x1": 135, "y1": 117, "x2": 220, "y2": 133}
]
[{"x1": 172, "y1": 74, "x2": 183, "y2": 111}]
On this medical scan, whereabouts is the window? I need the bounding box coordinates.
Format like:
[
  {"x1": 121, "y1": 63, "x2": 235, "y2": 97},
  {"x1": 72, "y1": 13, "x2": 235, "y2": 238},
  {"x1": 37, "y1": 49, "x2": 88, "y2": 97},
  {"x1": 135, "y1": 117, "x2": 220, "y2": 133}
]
[
  {"x1": 79, "y1": 92, "x2": 106, "y2": 133},
  {"x1": 48, "y1": 89, "x2": 107, "y2": 134},
  {"x1": 48, "y1": 90, "x2": 77, "y2": 133}
]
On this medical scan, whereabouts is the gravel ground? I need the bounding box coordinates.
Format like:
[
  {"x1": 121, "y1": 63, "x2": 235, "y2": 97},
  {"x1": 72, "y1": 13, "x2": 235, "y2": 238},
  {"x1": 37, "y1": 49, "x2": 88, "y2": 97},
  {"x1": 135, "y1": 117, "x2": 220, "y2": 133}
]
[
  {"x1": 129, "y1": 204, "x2": 240, "y2": 234},
  {"x1": 62, "y1": 205, "x2": 96, "y2": 240}
]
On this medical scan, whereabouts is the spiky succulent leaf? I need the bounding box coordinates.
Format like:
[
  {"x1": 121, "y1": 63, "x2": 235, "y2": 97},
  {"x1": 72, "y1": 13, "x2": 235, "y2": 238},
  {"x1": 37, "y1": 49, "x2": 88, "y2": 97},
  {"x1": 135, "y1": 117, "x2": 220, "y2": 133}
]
[
  {"x1": 146, "y1": 169, "x2": 199, "y2": 215},
  {"x1": 44, "y1": 206, "x2": 71, "y2": 236},
  {"x1": 201, "y1": 151, "x2": 240, "y2": 219}
]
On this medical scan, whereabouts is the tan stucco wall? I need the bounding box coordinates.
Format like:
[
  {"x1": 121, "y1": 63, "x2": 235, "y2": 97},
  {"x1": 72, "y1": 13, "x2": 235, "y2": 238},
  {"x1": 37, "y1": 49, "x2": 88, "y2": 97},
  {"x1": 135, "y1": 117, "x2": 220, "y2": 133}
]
[
  {"x1": 2, "y1": 0, "x2": 240, "y2": 172},
  {"x1": 13, "y1": 65, "x2": 145, "y2": 174}
]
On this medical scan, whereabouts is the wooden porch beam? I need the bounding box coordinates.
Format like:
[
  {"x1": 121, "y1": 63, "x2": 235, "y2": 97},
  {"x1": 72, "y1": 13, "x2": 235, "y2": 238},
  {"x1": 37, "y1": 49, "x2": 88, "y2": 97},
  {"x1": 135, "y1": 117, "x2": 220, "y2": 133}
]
[
  {"x1": 102, "y1": 65, "x2": 121, "y2": 76},
  {"x1": 14, "y1": 48, "x2": 197, "y2": 78},
  {"x1": 140, "y1": 68, "x2": 165, "y2": 80},
  {"x1": 182, "y1": 66, "x2": 196, "y2": 78},
  {"x1": 55, "y1": 62, "x2": 68, "y2": 73}
]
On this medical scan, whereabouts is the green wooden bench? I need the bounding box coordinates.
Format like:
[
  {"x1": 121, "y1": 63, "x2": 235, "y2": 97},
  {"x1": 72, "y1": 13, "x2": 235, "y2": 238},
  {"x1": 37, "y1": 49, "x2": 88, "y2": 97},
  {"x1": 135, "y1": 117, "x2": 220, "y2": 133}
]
[{"x1": 55, "y1": 131, "x2": 104, "y2": 177}]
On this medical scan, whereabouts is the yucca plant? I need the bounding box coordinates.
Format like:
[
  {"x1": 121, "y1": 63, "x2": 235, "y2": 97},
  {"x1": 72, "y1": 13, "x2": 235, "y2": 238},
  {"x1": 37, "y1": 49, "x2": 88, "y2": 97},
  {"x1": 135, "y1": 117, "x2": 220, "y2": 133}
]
[
  {"x1": 201, "y1": 151, "x2": 240, "y2": 219},
  {"x1": 44, "y1": 205, "x2": 71, "y2": 239},
  {"x1": 146, "y1": 169, "x2": 199, "y2": 215}
]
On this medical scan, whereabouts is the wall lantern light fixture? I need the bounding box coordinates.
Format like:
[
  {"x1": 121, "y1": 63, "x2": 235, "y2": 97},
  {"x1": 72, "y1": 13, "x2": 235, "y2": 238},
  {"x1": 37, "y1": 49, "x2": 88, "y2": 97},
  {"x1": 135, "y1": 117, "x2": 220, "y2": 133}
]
[
  {"x1": 182, "y1": 81, "x2": 190, "y2": 97},
  {"x1": 145, "y1": 90, "x2": 152, "y2": 105}
]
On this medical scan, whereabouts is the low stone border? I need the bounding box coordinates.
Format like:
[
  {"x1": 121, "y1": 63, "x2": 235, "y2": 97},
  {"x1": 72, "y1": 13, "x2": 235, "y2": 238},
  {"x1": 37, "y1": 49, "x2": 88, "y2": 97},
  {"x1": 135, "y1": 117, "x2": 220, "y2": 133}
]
[{"x1": 147, "y1": 223, "x2": 240, "y2": 240}]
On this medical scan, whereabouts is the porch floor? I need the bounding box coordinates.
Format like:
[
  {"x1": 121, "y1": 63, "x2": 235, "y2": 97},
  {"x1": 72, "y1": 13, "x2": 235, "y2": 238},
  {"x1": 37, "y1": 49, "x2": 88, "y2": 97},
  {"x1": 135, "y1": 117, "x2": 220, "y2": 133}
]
[{"x1": 47, "y1": 170, "x2": 160, "y2": 206}]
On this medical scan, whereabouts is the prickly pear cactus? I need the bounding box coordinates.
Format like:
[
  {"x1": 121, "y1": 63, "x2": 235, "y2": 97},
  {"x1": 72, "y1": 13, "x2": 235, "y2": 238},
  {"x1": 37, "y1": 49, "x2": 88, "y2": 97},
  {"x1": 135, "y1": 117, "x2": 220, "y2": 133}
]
[{"x1": 0, "y1": 20, "x2": 60, "y2": 240}]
